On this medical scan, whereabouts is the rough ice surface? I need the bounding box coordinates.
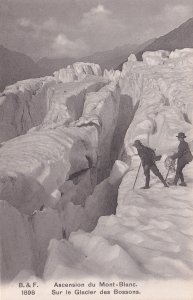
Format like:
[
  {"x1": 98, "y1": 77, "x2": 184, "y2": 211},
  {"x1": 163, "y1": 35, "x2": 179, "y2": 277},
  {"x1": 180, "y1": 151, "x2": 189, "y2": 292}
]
[
  {"x1": 53, "y1": 62, "x2": 102, "y2": 83},
  {"x1": 103, "y1": 69, "x2": 121, "y2": 82},
  {"x1": 0, "y1": 62, "x2": 104, "y2": 143},
  {"x1": 0, "y1": 77, "x2": 55, "y2": 142},
  {"x1": 0, "y1": 55, "x2": 193, "y2": 283},
  {"x1": 119, "y1": 49, "x2": 193, "y2": 158},
  {"x1": 142, "y1": 50, "x2": 170, "y2": 66},
  {"x1": 30, "y1": 76, "x2": 107, "y2": 131},
  {"x1": 169, "y1": 48, "x2": 193, "y2": 59}
]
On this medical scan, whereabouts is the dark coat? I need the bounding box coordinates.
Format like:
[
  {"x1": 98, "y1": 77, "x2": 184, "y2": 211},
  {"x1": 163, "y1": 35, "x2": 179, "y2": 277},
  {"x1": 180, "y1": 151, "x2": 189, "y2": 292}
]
[
  {"x1": 137, "y1": 145, "x2": 157, "y2": 167},
  {"x1": 171, "y1": 141, "x2": 193, "y2": 165}
]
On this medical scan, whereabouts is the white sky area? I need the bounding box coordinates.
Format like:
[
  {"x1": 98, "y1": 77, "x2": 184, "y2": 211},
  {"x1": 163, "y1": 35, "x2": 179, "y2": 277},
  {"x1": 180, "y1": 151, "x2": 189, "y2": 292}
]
[{"x1": 0, "y1": 0, "x2": 193, "y2": 60}]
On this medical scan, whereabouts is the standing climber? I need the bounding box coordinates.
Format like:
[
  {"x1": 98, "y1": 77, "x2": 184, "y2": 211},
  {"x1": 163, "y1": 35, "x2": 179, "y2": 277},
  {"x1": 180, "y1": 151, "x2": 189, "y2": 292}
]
[
  {"x1": 133, "y1": 140, "x2": 169, "y2": 189},
  {"x1": 169, "y1": 132, "x2": 193, "y2": 186}
]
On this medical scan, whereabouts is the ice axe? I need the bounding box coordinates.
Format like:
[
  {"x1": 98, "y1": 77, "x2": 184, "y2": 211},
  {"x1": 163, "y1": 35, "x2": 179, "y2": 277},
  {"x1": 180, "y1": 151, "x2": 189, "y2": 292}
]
[{"x1": 132, "y1": 162, "x2": 142, "y2": 189}]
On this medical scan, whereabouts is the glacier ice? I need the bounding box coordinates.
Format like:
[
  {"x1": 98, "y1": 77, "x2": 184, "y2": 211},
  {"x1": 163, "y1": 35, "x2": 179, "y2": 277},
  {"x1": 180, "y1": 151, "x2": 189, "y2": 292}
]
[{"x1": 0, "y1": 55, "x2": 193, "y2": 283}]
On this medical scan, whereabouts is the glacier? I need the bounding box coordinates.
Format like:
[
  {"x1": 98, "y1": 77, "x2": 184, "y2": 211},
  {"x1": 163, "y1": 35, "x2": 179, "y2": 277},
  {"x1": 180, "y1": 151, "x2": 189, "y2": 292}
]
[{"x1": 0, "y1": 52, "x2": 193, "y2": 289}]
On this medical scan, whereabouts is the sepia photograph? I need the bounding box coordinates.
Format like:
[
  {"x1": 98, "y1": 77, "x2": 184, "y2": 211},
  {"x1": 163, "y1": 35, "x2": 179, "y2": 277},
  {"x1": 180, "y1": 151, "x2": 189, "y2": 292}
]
[{"x1": 0, "y1": 0, "x2": 193, "y2": 299}]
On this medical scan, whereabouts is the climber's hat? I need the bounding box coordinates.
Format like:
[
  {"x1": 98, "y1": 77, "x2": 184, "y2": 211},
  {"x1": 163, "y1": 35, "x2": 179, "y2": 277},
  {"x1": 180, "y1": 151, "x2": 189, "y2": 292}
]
[
  {"x1": 176, "y1": 132, "x2": 186, "y2": 138},
  {"x1": 133, "y1": 140, "x2": 143, "y2": 147}
]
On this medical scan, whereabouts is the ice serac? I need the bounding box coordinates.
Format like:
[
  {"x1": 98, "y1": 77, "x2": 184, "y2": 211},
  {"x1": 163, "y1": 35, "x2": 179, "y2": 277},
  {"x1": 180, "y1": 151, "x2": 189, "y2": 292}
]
[
  {"x1": 0, "y1": 124, "x2": 98, "y2": 213},
  {"x1": 0, "y1": 66, "x2": 122, "y2": 280},
  {"x1": 54, "y1": 62, "x2": 102, "y2": 83},
  {"x1": 142, "y1": 50, "x2": 170, "y2": 66},
  {"x1": 0, "y1": 62, "x2": 103, "y2": 143},
  {"x1": 73, "y1": 62, "x2": 102, "y2": 77},
  {"x1": 0, "y1": 173, "x2": 49, "y2": 215},
  {"x1": 0, "y1": 74, "x2": 109, "y2": 214},
  {"x1": 103, "y1": 69, "x2": 121, "y2": 82},
  {"x1": 0, "y1": 77, "x2": 56, "y2": 142},
  {"x1": 31, "y1": 76, "x2": 107, "y2": 130},
  {"x1": 119, "y1": 49, "x2": 193, "y2": 158},
  {"x1": 46, "y1": 80, "x2": 122, "y2": 236},
  {"x1": 71, "y1": 81, "x2": 120, "y2": 181},
  {"x1": 169, "y1": 48, "x2": 193, "y2": 59}
]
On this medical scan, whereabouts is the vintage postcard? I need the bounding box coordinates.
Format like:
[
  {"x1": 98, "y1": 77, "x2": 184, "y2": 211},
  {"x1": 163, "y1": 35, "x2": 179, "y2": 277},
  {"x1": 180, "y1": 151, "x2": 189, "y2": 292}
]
[{"x1": 0, "y1": 0, "x2": 193, "y2": 299}]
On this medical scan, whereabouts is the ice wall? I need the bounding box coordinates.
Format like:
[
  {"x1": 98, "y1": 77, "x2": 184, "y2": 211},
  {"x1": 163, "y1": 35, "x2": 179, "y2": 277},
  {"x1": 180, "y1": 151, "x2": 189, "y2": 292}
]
[
  {"x1": 0, "y1": 77, "x2": 56, "y2": 142},
  {"x1": 73, "y1": 81, "x2": 120, "y2": 181},
  {"x1": 0, "y1": 200, "x2": 63, "y2": 280},
  {"x1": 60, "y1": 160, "x2": 129, "y2": 238},
  {"x1": 31, "y1": 76, "x2": 107, "y2": 131},
  {"x1": 119, "y1": 49, "x2": 193, "y2": 160},
  {"x1": 0, "y1": 200, "x2": 34, "y2": 281},
  {"x1": 0, "y1": 66, "x2": 122, "y2": 281},
  {"x1": 0, "y1": 62, "x2": 103, "y2": 143}
]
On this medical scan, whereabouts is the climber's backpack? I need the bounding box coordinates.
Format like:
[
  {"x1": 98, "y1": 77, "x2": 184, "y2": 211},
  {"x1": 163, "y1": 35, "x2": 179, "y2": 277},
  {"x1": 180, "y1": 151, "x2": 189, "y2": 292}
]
[{"x1": 146, "y1": 146, "x2": 160, "y2": 162}]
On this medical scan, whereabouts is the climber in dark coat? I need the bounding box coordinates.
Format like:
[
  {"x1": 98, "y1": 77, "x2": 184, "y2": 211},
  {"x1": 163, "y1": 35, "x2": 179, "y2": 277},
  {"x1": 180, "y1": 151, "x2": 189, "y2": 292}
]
[
  {"x1": 133, "y1": 140, "x2": 169, "y2": 189},
  {"x1": 169, "y1": 132, "x2": 193, "y2": 186}
]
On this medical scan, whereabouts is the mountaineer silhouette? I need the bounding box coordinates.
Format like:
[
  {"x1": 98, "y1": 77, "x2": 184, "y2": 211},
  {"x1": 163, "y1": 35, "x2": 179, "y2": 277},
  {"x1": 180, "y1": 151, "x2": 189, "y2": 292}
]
[
  {"x1": 133, "y1": 140, "x2": 169, "y2": 189},
  {"x1": 169, "y1": 132, "x2": 193, "y2": 186}
]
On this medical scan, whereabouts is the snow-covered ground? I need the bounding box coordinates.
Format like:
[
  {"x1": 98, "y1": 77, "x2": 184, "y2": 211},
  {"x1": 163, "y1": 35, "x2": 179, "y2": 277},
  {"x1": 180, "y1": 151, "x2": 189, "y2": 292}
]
[
  {"x1": 41, "y1": 157, "x2": 193, "y2": 280},
  {"x1": 1, "y1": 53, "x2": 193, "y2": 300}
]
